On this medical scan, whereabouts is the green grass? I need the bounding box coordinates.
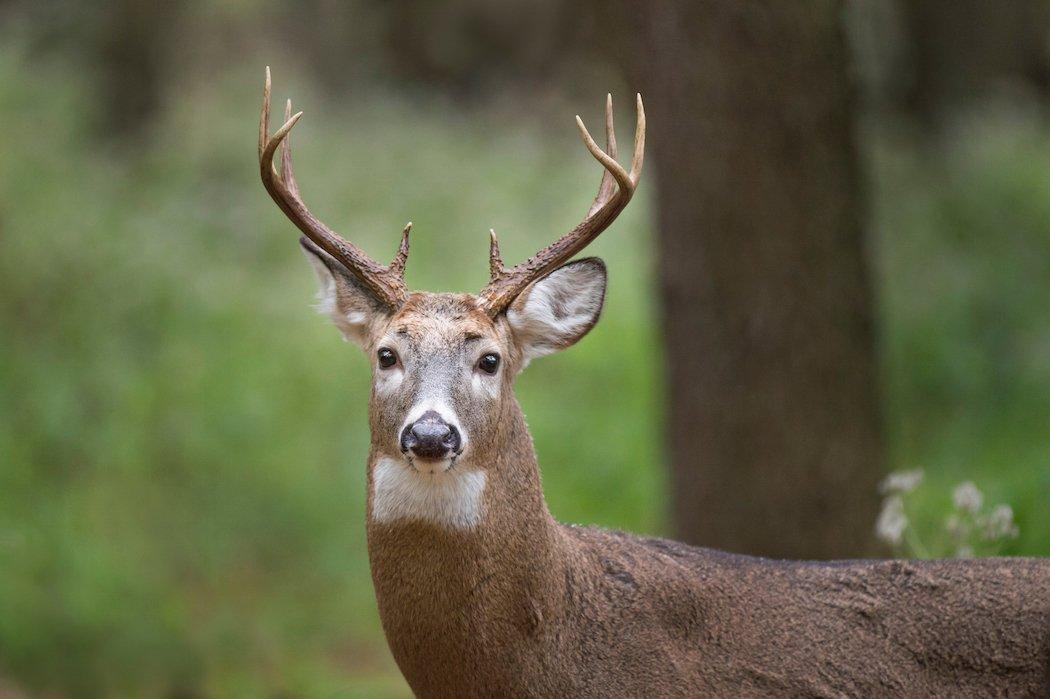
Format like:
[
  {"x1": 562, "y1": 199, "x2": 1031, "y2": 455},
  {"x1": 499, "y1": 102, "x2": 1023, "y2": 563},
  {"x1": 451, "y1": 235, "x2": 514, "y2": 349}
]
[{"x1": 0, "y1": 44, "x2": 1048, "y2": 697}]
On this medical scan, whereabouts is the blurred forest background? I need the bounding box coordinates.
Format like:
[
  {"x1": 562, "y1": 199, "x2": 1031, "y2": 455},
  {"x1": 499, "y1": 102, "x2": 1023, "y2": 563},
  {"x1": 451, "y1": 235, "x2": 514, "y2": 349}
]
[{"x1": 1, "y1": 1, "x2": 1049, "y2": 696}]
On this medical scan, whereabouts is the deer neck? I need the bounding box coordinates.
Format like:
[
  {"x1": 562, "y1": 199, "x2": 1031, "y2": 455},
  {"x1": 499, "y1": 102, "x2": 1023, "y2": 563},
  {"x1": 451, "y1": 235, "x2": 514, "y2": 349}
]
[{"x1": 364, "y1": 397, "x2": 567, "y2": 686}]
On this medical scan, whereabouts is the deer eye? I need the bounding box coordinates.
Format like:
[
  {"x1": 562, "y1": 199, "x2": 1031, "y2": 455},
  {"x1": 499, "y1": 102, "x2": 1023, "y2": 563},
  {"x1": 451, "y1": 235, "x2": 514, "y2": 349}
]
[
  {"x1": 377, "y1": 347, "x2": 398, "y2": 369},
  {"x1": 477, "y1": 353, "x2": 500, "y2": 375}
]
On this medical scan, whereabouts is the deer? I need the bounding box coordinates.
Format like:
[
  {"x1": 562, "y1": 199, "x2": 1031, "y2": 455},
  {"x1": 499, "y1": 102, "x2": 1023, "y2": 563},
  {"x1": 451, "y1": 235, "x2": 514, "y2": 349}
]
[{"x1": 258, "y1": 69, "x2": 1050, "y2": 697}]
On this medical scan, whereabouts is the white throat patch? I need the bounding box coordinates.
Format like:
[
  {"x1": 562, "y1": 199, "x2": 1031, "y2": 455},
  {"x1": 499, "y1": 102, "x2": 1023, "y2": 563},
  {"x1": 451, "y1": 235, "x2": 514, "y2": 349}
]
[{"x1": 371, "y1": 457, "x2": 487, "y2": 529}]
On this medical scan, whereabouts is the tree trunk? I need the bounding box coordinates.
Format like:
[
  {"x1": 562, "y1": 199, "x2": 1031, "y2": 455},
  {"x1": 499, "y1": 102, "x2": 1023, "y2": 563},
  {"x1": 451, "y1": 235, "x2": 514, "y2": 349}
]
[
  {"x1": 629, "y1": 1, "x2": 882, "y2": 558},
  {"x1": 91, "y1": 1, "x2": 181, "y2": 140},
  {"x1": 900, "y1": 0, "x2": 1050, "y2": 124}
]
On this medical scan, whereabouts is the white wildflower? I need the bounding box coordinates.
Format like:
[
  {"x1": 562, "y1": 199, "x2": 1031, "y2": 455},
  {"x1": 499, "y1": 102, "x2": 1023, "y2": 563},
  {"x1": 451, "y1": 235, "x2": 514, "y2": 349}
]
[
  {"x1": 980, "y1": 504, "x2": 1019, "y2": 541},
  {"x1": 952, "y1": 481, "x2": 984, "y2": 514},
  {"x1": 945, "y1": 513, "x2": 966, "y2": 538},
  {"x1": 875, "y1": 495, "x2": 908, "y2": 546},
  {"x1": 879, "y1": 469, "x2": 925, "y2": 495}
]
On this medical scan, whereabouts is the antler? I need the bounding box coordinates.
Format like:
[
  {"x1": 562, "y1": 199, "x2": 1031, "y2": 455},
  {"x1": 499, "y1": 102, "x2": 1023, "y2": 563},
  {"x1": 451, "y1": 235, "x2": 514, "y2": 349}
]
[
  {"x1": 479, "y1": 94, "x2": 645, "y2": 317},
  {"x1": 259, "y1": 67, "x2": 410, "y2": 309}
]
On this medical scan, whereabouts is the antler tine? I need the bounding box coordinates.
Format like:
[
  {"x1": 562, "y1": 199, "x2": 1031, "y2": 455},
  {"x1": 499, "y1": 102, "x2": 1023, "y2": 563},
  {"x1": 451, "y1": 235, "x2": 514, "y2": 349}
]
[
  {"x1": 488, "y1": 229, "x2": 505, "y2": 281},
  {"x1": 281, "y1": 98, "x2": 301, "y2": 199},
  {"x1": 259, "y1": 68, "x2": 409, "y2": 309},
  {"x1": 629, "y1": 93, "x2": 646, "y2": 183},
  {"x1": 575, "y1": 113, "x2": 632, "y2": 195},
  {"x1": 259, "y1": 66, "x2": 271, "y2": 161},
  {"x1": 388, "y1": 222, "x2": 412, "y2": 276},
  {"x1": 478, "y1": 94, "x2": 645, "y2": 317},
  {"x1": 588, "y1": 94, "x2": 618, "y2": 218}
]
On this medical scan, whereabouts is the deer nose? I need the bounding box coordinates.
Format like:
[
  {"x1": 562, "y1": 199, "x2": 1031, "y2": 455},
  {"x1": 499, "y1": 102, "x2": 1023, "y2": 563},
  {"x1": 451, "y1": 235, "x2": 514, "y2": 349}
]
[{"x1": 401, "y1": 410, "x2": 461, "y2": 460}]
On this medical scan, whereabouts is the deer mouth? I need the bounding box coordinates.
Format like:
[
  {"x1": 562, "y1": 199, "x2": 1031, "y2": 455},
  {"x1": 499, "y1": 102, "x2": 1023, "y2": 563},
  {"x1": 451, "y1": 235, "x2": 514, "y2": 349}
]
[{"x1": 405, "y1": 453, "x2": 460, "y2": 477}]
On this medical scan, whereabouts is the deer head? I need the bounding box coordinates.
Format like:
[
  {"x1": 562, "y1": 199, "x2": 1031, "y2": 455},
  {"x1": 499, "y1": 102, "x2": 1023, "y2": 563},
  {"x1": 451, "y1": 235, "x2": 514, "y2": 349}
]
[{"x1": 258, "y1": 68, "x2": 643, "y2": 492}]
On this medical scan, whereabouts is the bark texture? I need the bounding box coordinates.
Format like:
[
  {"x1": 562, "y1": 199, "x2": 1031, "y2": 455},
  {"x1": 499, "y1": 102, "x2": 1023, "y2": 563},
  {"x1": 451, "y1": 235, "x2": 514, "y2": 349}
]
[{"x1": 630, "y1": 1, "x2": 882, "y2": 558}]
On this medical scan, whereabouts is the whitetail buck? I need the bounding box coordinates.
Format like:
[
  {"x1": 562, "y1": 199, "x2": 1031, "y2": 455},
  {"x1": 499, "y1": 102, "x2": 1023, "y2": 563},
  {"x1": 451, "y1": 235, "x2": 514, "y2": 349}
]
[{"x1": 259, "y1": 69, "x2": 1050, "y2": 697}]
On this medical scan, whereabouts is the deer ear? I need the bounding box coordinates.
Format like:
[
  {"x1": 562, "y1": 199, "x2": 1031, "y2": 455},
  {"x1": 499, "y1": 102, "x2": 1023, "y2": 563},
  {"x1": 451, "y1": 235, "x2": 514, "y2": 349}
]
[
  {"x1": 300, "y1": 238, "x2": 388, "y2": 348},
  {"x1": 507, "y1": 258, "x2": 607, "y2": 364}
]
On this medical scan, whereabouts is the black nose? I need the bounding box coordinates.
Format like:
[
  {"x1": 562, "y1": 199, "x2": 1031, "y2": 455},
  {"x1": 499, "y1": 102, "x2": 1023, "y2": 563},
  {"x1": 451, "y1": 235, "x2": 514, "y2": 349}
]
[{"x1": 400, "y1": 410, "x2": 461, "y2": 460}]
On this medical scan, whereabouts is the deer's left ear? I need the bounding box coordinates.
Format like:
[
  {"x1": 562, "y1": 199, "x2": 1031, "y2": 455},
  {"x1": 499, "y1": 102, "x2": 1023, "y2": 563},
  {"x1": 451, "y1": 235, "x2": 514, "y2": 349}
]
[{"x1": 506, "y1": 258, "x2": 607, "y2": 363}]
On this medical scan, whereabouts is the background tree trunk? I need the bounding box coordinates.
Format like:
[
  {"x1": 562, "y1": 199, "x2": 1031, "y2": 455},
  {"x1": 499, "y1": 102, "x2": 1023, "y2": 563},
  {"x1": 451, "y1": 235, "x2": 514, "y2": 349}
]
[
  {"x1": 628, "y1": 1, "x2": 883, "y2": 558},
  {"x1": 90, "y1": 0, "x2": 183, "y2": 140},
  {"x1": 899, "y1": 0, "x2": 1050, "y2": 124}
]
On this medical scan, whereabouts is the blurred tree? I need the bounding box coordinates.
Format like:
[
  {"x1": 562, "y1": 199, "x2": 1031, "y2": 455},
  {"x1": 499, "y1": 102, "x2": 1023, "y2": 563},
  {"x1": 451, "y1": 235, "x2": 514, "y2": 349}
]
[
  {"x1": 900, "y1": 0, "x2": 1050, "y2": 123},
  {"x1": 90, "y1": 0, "x2": 184, "y2": 139},
  {"x1": 374, "y1": 0, "x2": 604, "y2": 97},
  {"x1": 623, "y1": 1, "x2": 883, "y2": 558},
  {"x1": 279, "y1": 0, "x2": 387, "y2": 94},
  {"x1": 2, "y1": 0, "x2": 184, "y2": 140}
]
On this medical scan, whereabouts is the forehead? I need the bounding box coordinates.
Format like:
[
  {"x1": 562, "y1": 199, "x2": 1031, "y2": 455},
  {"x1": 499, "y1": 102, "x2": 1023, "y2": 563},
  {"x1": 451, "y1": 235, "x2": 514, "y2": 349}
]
[{"x1": 388, "y1": 293, "x2": 498, "y2": 350}]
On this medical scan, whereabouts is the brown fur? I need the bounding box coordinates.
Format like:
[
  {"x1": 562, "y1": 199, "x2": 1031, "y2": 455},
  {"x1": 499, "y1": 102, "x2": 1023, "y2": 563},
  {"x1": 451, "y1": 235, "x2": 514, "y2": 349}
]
[{"x1": 356, "y1": 297, "x2": 1050, "y2": 698}]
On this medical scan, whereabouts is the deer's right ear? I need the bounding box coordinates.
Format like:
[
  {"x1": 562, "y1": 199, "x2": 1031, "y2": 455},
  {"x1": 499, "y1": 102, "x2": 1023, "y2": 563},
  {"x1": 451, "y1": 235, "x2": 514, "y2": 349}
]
[{"x1": 300, "y1": 238, "x2": 388, "y2": 348}]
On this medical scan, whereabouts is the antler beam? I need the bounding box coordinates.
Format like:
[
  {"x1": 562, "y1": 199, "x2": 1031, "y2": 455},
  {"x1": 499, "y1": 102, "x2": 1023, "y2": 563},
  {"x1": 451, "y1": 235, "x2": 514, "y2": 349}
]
[
  {"x1": 259, "y1": 67, "x2": 410, "y2": 309},
  {"x1": 478, "y1": 94, "x2": 645, "y2": 317}
]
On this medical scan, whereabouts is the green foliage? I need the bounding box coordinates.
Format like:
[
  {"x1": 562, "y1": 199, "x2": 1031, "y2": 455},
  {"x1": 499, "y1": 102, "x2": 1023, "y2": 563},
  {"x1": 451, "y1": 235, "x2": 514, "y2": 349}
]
[
  {"x1": 0, "y1": 45, "x2": 1048, "y2": 699},
  {"x1": 874, "y1": 115, "x2": 1050, "y2": 556}
]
